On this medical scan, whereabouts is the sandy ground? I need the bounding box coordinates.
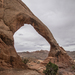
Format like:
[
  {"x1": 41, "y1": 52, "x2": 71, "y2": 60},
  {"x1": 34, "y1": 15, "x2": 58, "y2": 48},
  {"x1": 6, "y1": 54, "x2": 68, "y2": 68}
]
[{"x1": 0, "y1": 69, "x2": 41, "y2": 75}]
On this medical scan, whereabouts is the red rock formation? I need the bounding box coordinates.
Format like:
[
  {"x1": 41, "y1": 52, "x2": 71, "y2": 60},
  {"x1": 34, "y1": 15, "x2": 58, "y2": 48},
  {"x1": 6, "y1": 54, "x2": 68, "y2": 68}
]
[
  {"x1": 0, "y1": 0, "x2": 74, "y2": 69},
  {"x1": 0, "y1": 19, "x2": 27, "y2": 69},
  {"x1": 42, "y1": 47, "x2": 74, "y2": 68}
]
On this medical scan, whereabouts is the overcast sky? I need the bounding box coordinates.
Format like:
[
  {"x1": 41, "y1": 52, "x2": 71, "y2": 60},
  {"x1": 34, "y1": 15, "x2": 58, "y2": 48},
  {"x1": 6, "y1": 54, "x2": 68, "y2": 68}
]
[{"x1": 14, "y1": 0, "x2": 75, "y2": 52}]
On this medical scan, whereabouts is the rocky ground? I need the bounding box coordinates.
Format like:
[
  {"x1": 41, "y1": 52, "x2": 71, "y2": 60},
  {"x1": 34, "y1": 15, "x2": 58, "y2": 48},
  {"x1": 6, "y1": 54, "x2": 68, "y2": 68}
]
[
  {"x1": 67, "y1": 51, "x2": 75, "y2": 60},
  {"x1": 0, "y1": 69, "x2": 41, "y2": 75},
  {"x1": 18, "y1": 50, "x2": 75, "y2": 75},
  {"x1": 0, "y1": 50, "x2": 75, "y2": 75},
  {"x1": 18, "y1": 50, "x2": 75, "y2": 60}
]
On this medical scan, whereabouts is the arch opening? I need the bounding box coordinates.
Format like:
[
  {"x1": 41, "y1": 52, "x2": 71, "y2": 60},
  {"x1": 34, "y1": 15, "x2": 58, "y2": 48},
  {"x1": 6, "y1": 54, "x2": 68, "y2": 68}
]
[{"x1": 13, "y1": 24, "x2": 50, "y2": 52}]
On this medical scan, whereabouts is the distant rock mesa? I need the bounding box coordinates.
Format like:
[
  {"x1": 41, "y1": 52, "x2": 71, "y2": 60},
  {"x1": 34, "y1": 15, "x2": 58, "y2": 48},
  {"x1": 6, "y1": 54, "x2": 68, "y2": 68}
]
[{"x1": 0, "y1": 0, "x2": 74, "y2": 69}]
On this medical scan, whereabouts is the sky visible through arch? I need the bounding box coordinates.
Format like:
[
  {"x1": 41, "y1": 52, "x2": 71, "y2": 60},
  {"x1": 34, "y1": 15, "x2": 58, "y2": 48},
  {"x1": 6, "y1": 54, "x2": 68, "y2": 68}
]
[{"x1": 14, "y1": 0, "x2": 75, "y2": 52}]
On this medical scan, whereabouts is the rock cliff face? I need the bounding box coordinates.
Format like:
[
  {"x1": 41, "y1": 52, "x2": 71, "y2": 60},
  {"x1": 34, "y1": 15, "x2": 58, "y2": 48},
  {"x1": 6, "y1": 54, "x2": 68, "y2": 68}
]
[
  {"x1": 0, "y1": 0, "x2": 74, "y2": 69},
  {"x1": 42, "y1": 47, "x2": 74, "y2": 68}
]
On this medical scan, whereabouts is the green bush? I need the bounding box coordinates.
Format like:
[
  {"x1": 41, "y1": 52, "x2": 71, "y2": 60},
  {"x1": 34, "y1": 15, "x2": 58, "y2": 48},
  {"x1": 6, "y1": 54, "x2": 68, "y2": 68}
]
[
  {"x1": 72, "y1": 64, "x2": 75, "y2": 69},
  {"x1": 23, "y1": 59, "x2": 29, "y2": 64},
  {"x1": 0, "y1": 67, "x2": 5, "y2": 71},
  {"x1": 43, "y1": 62, "x2": 58, "y2": 75}
]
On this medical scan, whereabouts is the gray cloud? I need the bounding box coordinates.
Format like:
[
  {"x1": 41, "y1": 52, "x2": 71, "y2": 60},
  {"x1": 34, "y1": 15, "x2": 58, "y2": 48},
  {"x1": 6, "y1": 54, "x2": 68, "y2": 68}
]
[{"x1": 14, "y1": 0, "x2": 75, "y2": 52}]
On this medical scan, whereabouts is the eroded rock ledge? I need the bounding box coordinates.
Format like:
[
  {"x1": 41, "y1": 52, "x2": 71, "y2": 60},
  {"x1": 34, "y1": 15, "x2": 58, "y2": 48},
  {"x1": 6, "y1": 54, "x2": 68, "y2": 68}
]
[{"x1": 0, "y1": 0, "x2": 74, "y2": 69}]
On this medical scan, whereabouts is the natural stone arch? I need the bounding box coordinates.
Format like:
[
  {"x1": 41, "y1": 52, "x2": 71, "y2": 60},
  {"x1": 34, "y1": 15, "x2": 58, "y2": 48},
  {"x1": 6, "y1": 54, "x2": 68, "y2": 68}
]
[
  {"x1": 0, "y1": 0, "x2": 74, "y2": 69},
  {"x1": 2, "y1": 0, "x2": 60, "y2": 55},
  {"x1": 14, "y1": 24, "x2": 50, "y2": 52}
]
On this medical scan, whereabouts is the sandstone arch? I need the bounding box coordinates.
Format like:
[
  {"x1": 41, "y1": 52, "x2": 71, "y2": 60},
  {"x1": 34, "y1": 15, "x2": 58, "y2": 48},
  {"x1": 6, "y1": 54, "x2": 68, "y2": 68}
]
[{"x1": 0, "y1": 0, "x2": 74, "y2": 69}]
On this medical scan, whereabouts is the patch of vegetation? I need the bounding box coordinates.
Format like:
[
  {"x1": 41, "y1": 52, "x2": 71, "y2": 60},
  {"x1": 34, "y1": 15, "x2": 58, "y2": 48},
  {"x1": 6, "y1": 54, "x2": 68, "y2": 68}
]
[
  {"x1": 0, "y1": 67, "x2": 5, "y2": 71},
  {"x1": 72, "y1": 64, "x2": 75, "y2": 69},
  {"x1": 23, "y1": 59, "x2": 29, "y2": 64},
  {"x1": 43, "y1": 62, "x2": 58, "y2": 75}
]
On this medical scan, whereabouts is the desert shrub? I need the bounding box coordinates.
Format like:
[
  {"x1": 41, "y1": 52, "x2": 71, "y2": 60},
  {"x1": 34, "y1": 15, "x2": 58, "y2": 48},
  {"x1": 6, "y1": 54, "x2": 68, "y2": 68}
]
[
  {"x1": 0, "y1": 67, "x2": 5, "y2": 71},
  {"x1": 43, "y1": 62, "x2": 58, "y2": 75},
  {"x1": 72, "y1": 64, "x2": 75, "y2": 70},
  {"x1": 23, "y1": 59, "x2": 29, "y2": 64},
  {"x1": 37, "y1": 61, "x2": 40, "y2": 64}
]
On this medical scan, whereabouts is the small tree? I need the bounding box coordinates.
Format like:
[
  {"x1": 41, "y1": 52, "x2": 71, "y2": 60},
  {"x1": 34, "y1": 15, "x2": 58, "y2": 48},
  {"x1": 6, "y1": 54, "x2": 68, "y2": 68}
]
[
  {"x1": 43, "y1": 62, "x2": 58, "y2": 75},
  {"x1": 72, "y1": 64, "x2": 75, "y2": 70},
  {"x1": 23, "y1": 59, "x2": 29, "y2": 64}
]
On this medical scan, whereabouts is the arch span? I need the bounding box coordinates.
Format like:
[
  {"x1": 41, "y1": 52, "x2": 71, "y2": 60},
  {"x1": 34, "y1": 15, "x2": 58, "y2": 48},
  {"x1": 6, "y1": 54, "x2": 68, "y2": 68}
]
[
  {"x1": 1, "y1": 0, "x2": 73, "y2": 69},
  {"x1": 14, "y1": 24, "x2": 50, "y2": 52},
  {"x1": 0, "y1": 0, "x2": 60, "y2": 56},
  {"x1": 3, "y1": 0, "x2": 59, "y2": 54}
]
